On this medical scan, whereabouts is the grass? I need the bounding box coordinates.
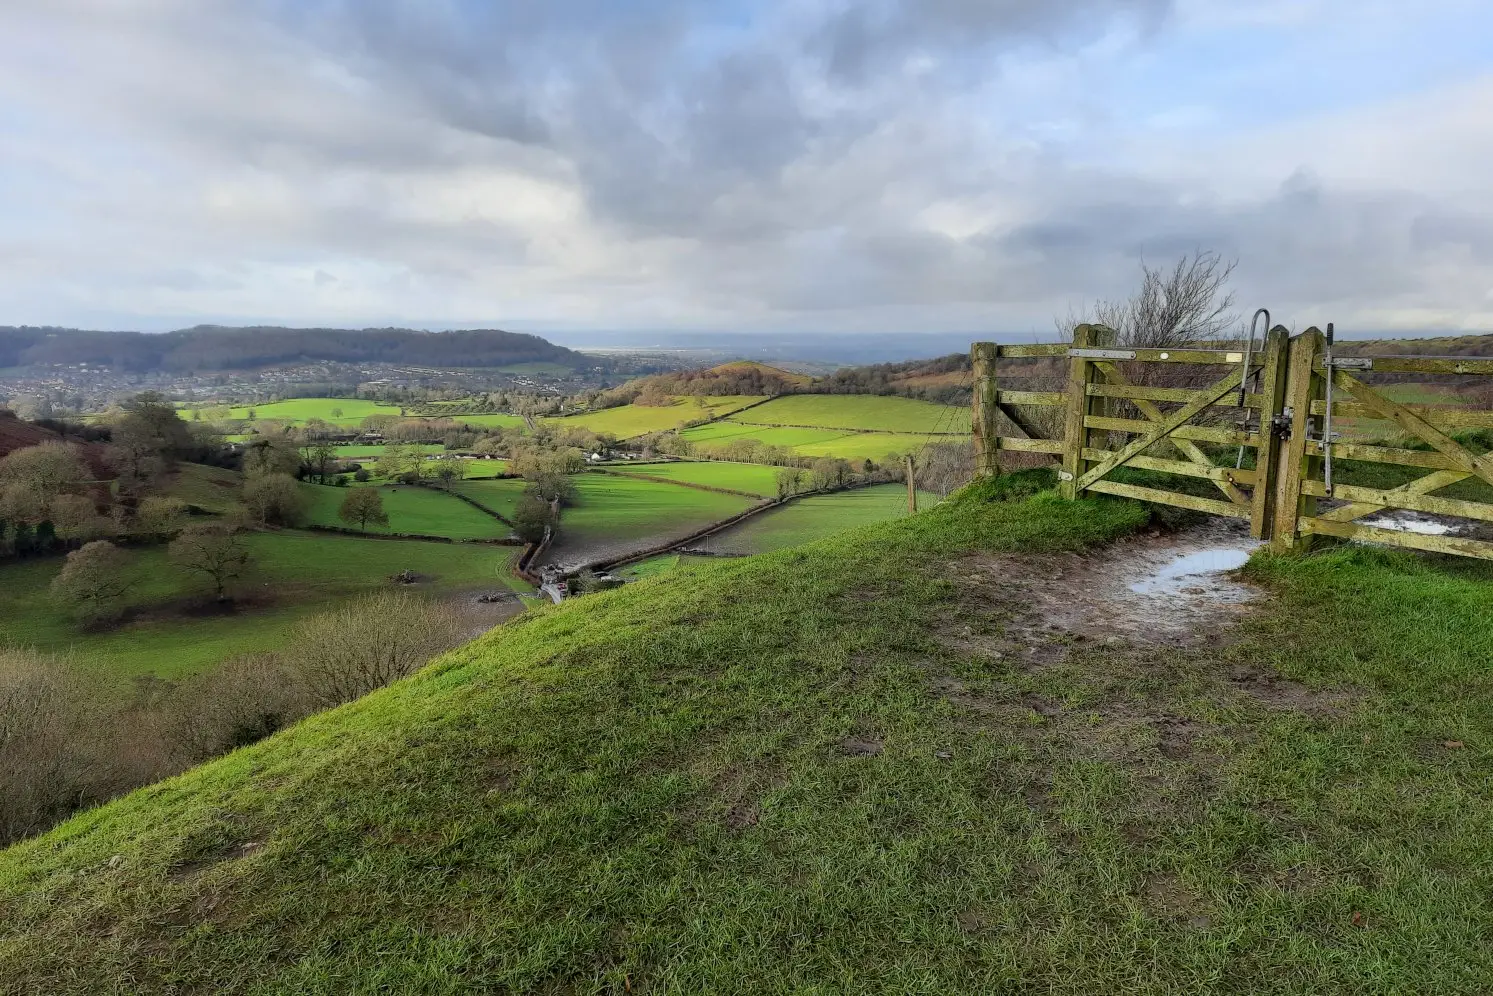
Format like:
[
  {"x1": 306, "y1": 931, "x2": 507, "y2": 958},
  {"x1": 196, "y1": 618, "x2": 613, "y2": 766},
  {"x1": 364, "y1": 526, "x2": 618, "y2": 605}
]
[
  {"x1": 702, "y1": 483, "x2": 936, "y2": 556},
  {"x1": 198, "y1": 398, "x2": 397, "y2": 426},
  {"x1": 732, "y1": 394, "x2": 967, "y2": 433},
  {"x1": 611, "y1": 461, "x2": 785, "y2": 497},
  {"x1": 543, "y1": 473, "x2": 755, "y2": 565},
  {"x1": 162, "y1": 463, "x2": 243, "y2": 513},
  {"x1": 6, "y1": 480, "x2": 1493, "y2": 991},
  {"x1": 297, "y1": 483, "x2": 510, "y2": 540},
  {"x1": 541, "y1": 396, "x2": 766, "y2": 439},
  {"x1": 452, "y1": 478, "x2": 531, "y2": 521},
  {"x1": 680, "y1": 421, "x2": 969, "y2": 462},
  {"x1": 0, "y1": 532, "x2": 521, "y2": 682}
]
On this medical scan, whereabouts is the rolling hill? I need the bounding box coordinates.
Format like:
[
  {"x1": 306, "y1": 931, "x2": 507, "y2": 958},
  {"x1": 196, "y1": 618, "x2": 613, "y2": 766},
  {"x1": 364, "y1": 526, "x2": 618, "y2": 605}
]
[{"x1": 4, "y1": 479, "x2": 1493, "y2": 991}]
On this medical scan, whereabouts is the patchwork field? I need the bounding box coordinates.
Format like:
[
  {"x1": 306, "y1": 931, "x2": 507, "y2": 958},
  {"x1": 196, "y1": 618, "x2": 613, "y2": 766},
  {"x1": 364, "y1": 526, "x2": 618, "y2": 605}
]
[
  {"x1": 542, "y1": 396, "x2": 766, "y2": 439},
  {"x1": 731, "y1": 394, "x2": 966, "y2": 433},
  {"x1": 298, "y1": 483, "x2": 510, "y2": 540},
  {"x1": 0, "y1": 532, "x2": 522, "y2": 682},
  {"x1": 611, "y1": 461, "x2": 785, "y2": 497},
  {"x1": 182, "y1": 398, "x2": 527, "y2": 430},
  {"x1": 541, "y1": 474, "x2": 756, "y2": 568}
]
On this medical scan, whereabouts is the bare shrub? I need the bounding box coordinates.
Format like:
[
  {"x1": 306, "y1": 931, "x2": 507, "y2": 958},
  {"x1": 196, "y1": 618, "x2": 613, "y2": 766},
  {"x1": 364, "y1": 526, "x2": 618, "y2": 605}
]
[
  {"x1": 1061, "y1": 250, "x2": 1238, "y2": 350},
  {"x1": 165, "y1": 653, "x2": 308, "y2": 764},
  {"x1": 916, "y1": 440, "x2": 975, "y2": 498},
  {"x1": 0, "y1": 647, "x2": 98, "y2": 845},
  {"x1": 290, "y1": 591, "x2": 469, "y2": 708}
]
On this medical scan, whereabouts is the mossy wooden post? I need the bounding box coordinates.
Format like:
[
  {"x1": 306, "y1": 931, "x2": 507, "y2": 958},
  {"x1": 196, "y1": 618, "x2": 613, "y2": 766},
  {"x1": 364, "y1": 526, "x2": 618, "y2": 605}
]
[
  {"x1": 1248, "y1": 326, "x2": 1291, "y2": 540},
  {"x1": 1272, "y1": 328, "x2": 1326, "y2": 552},
  {"x1": 1059, "y1": 325, "x2": 1102, "y2": 499},
  {"x1": 970, "y1": 342, "x2": 1000, "y2": 478},
  {"x1": 905, "y1": 455, "x2": 918, "y2": 513}
]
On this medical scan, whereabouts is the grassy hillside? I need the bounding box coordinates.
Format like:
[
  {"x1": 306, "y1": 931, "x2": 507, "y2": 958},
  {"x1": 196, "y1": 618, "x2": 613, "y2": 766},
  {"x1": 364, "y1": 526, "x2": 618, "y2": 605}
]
[
  {"x1": 5, "y1": 482, "x2": 1493, "y2": 992},
  {"x1": 0, "y1": 532, "x2": 521, "y2": 681},
  {"x1": 732, "y1": 394, "x2": 967, "y2": 433}
]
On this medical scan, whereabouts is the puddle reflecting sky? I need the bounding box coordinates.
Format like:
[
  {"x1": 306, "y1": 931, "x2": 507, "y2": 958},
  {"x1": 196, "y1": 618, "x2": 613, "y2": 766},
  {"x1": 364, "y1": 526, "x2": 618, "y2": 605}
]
[{"x1": 1127, "y1": 547, "x2": 1256, "y2": 596}]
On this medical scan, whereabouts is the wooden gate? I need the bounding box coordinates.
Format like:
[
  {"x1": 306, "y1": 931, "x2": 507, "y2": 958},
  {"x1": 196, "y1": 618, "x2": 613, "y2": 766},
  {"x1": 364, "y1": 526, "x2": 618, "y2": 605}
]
[{"x1": 972, "y1": 324, "x2": 1493, "y2": 560}]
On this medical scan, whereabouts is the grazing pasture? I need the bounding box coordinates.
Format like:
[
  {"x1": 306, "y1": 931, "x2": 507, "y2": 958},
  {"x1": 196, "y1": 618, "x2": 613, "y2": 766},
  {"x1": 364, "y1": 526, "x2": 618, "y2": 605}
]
[
  {"x1": 612, "y1": 461, "x2": 785, "y2": 497},
  {"x1": 542, "y1": 396, "x2": 766, "y2": 439},
  {"x1": 0, "y1": 532, "x2": 522, "y2": 682},
  {"x1": 541, "y1": 473, "x2": 755, "y2": 567},
  {"x1": 162, "y1": 463, "x2": 244, "y2": 512},
  {"x1": 680, "y1": 422, "x2": 968, "y2": 463},
  {"x1": 696, "y1": 483, "x2": 932, "y2": 556},
  {"x1": 332, "y1": 444, "x2": 444, "y2": 460},
  {"x1": 452, "y1": 478, "x2": 531, "y2": 521},
  {"x1": 205, "y1": 398, "x2": 396, "y2": 425},
  {"x1": 730, "y1": 394, "x2": 966, "y2": 433},
  {"x1": 298, "y1": 483, "x2": 510, "y2": 540}
]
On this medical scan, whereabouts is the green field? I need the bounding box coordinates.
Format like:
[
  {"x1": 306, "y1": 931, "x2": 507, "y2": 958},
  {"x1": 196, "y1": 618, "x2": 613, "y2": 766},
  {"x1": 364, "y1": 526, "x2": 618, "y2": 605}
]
[
  {"x1": 543, "y1": 473, "x2": 756, "y2": 567},
  {"x1": 14, "y1": 480, "x2": 1493, "y2": 991},
  {"x1": 732, "y1": 394, "x2": 966, "y2": 433},
  {"x1": 442, "y1": 413, "x2": 527, "y2": 429},
  {"x1": 541, "y1": 396, "x2": 766, "y2": 439},
  {"x1": 452, "y1": 478, "x2": 531, "y2": 521},
  {"x1": 203, "y1": 398, "x2": 397, "y2": 425},
  {"x1": 0, "y1": 532, "x2": 521, "y2": 682},
  {"x1": 299, "y1": 483, "x2": 510, "y2": 540},
  {"x1": 162, "y1": 463, "x2": 244, "y2": 512},
  {"x1": 680, "y1": 421, "x2": 967, "y2": 463},
  {"x1": 700, "y1": 484, "x2": 933, "y2": 556},
  {"x1": 612, "y1": 461, "x2": 785, "y2": 497}
]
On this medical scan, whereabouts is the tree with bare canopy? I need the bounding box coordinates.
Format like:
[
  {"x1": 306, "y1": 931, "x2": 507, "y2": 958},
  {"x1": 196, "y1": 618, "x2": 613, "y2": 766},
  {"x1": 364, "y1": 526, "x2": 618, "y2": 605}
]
[
  {"x1": 338, "y1": 487, "x2": 389, "y2": 533},
  {"x1": 168, "y1": 522, "x2": 253, "y2": 602},
  {"x1": 49, "y1": 540, "x2": 133, "y2": 624},
  {"x1": 1061, "y1": 249, "x2": 1238, "y2": 349}
]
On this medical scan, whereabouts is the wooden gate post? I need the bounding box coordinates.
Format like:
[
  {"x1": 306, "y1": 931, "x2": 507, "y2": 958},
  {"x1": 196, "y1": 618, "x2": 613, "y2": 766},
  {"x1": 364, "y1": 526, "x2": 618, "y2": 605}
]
[
  {"x1": 905, "y1": 454, "x2": 918, "y2": 513},
  {"x1": 1248, "y1": 325, "x2": 1291, "y2": 540},
  {"x1": 1059, "y1": 325, "x2": 1104, "y2": 499},
  {"x1": 970, "y1": 342, "x2": 1000, "y2": 478},
  {"x1": 1272, "y1": 328, "x2": 1326, "y2": 552}
]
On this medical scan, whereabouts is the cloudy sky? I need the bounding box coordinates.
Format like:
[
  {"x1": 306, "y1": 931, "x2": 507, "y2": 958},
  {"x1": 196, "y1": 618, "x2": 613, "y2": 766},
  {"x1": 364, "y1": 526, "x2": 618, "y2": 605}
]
[{"x1": 2, "y1": 0, "x2": 1491, "y2": 337}]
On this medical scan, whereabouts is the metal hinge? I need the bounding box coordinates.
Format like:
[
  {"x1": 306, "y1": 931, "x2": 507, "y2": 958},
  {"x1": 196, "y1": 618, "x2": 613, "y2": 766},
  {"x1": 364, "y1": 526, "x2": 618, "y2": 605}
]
[{"x1": 1270, "y1": 407, "x2": 1294, "y2": 438}]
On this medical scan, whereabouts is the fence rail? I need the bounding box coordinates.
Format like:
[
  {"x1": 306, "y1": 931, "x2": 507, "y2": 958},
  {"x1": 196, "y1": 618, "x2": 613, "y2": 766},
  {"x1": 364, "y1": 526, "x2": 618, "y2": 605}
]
[{"x1": 972, "y1": 325, "x2": 1493, "y2": 561}]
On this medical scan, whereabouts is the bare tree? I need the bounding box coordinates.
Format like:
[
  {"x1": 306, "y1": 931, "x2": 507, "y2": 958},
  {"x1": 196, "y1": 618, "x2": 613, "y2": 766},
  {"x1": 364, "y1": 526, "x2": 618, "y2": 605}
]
[
  {"x1": 290, "y1": 591, "x2": 469, "y2": 707},
  {"x1": 916, "y1": 441, "x2": 975, "y2": 498},
  {"x1": 50, "y1": 540, "x2": 133, "y2": 624},
  {"x1": 169, "y1": 522, "x2": 254, "y2": 601},
  {"x1": 1060, "y1": 250, "x2": 1238, "y2": 349},
  {"x1": 242, "y1": 473, "x2": 307, "y2": 527},
  {"x1": 338, "y1": 487, "x2": 389, "y2": 533}
]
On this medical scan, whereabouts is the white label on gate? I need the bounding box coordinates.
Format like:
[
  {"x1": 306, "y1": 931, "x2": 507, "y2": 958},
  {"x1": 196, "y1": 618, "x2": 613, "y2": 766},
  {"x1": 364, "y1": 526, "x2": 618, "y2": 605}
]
[{"x1": 1226, "y1": 352, "x2": 1243, "y2": 362}]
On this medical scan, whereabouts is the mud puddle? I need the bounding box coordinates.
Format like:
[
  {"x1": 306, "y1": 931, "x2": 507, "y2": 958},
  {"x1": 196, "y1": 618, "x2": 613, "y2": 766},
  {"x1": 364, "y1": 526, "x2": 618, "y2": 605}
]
[
  {"x1": 1358, "y1": 509, "x2": 1463, "y2": 536},
  {"x1": 961, "y1": 519, "x2": 1262, "y2": 647}
]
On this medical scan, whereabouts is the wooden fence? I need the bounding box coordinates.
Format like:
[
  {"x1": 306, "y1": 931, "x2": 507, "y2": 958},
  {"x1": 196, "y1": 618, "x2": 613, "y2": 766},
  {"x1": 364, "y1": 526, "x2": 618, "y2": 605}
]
[{"x1": 972, "y1": 325, "x2": 1493, "y2": 561}]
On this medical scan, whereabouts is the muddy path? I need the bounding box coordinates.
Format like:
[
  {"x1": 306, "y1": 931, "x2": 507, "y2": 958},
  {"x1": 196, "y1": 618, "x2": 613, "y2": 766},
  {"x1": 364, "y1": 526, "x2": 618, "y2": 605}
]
[{"x1": 953, "y1": 518, "x2": 1263, "y2": 649}]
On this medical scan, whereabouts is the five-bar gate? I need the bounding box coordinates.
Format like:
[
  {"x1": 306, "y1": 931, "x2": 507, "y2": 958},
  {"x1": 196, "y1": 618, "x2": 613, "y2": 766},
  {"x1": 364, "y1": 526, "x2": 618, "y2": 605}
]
[{"x1": 972, "y1": 324, "x2": 1493, "y2": 561}]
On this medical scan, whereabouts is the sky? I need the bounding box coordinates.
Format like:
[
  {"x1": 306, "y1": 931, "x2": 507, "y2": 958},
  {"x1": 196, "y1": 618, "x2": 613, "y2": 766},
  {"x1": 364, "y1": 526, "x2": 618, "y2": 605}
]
[{"x1": 1, "y1": 0, "x2": 1491, "y2": 338}]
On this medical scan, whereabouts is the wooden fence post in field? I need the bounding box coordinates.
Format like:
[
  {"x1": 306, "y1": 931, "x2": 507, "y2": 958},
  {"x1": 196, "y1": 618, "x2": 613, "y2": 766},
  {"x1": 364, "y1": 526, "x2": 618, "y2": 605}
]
[
  {"x1": 1248, "y1": 325, "x2": 1291, "y2": 540},
  {"x1": 905, "y1": 455, "x2": 918, "y2": 513},
  {"x1": 1059, "y1": 325, "x2": 1104, "y2": 500},
  {"x1": 970, "y1": 342, "x2": 1000, "y2": 478},
  {"x1": 1272, "y1": 327, "x2": 1326, "y2": 552}
]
